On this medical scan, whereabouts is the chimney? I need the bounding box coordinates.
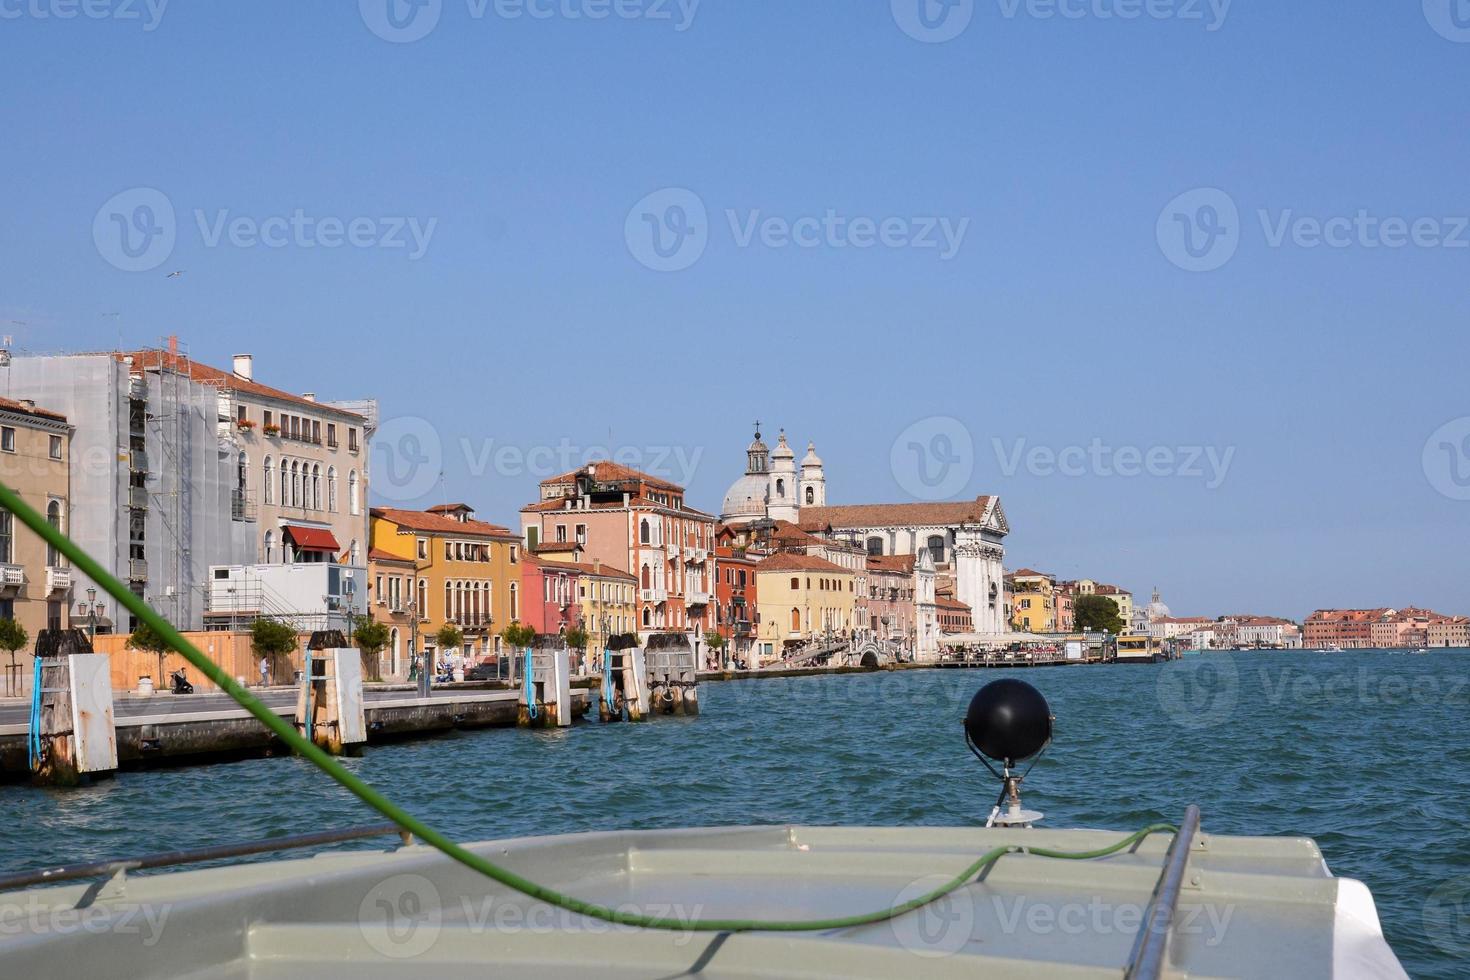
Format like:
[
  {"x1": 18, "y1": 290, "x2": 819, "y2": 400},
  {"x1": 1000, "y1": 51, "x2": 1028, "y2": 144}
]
[
  {"x1": 18, "y1": 399, "x2": 34, "y2": 412},
  {"x1": 232, "y1": 354, "x2": 253, "y2": 381},
  {"x1": 594, "y1": 558, "x2": 602, "y2": 575},
  {"x1": 301, "y1": 392, "x2": 316, "y2": 402}
]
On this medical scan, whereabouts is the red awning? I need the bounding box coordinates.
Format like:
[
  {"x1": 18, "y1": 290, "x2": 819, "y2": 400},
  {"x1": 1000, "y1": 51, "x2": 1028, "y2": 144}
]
[{"x1": 282, "y1": 525, "x2": 341, "y2": 552}]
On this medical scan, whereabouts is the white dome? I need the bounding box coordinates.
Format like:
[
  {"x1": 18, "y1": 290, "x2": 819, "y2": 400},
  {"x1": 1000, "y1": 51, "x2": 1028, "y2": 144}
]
[
  {"x1": 801, "y1": 441, "x2": 823, "y2": 468},
  {"x1": 721, "y1": 473, "x2": 769, "y2": 523}
]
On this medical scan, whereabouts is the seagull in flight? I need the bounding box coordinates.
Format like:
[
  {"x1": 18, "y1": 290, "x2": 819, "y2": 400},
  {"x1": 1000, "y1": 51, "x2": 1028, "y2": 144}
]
[{"x1": 165, "y1": 270, "x2": 184, "y2": 279}]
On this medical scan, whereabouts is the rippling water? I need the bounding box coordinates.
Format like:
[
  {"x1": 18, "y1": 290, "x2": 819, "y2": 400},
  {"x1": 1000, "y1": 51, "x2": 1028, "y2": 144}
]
[{"x1": 5, "y1": 650, "x2": 1468, "y2": 977}]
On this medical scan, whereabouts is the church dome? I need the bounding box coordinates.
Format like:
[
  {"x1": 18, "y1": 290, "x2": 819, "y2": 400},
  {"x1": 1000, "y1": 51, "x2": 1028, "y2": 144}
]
[
  {"x1": 1147, "y1": 589, "x2": 1171, "y2": 621},
  {"x1": 801, "y1": 441, "x2": 823, "y2": 468},
  {"x1": 721, "y1": 473, "x2": 769, "y2": 523}
]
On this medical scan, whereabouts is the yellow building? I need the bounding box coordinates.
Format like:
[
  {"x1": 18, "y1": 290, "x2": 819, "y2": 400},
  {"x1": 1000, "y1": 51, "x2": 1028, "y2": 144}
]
[
  {"x1": 0, "y1": 397, "x2": 73, "y2": 696},
  {"x1": 1009, "y1": 568, "x2": 1056, "y2": 633},
  {"x1": 535, "y1": 544, "x2": 638, "y2": 651},
  {"x1": 369, "y1": 504, "x2": 521, "y2": 663},
  {"x1": 1095, "y1": 584, "x2": 1134, "y2": 625},
  {"x1": 754, "y1": 553, "x2": 855, "y2": 663}
]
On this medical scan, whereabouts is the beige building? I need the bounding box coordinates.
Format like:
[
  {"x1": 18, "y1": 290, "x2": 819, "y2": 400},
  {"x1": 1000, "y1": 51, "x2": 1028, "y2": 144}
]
[
  {"x1": 754, "y1": 552, "x2": 855, "y2": 663},
  {"x1": 0, "y1": 397, "x2": 73, "y2": 695}
]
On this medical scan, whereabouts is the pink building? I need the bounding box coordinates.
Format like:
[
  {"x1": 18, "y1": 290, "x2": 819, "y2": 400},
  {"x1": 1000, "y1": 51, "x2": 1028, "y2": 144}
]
[
  {"x1": 520, "y1": 556, "x2": 583, "y2": 636},
  {"x1": 865, "y1": 554, "x2": 916, "y2": 645}
]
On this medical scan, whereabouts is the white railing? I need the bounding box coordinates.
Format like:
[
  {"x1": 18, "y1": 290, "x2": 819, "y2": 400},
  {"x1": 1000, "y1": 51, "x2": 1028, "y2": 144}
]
[
  {"x1": 46, "y1": 567, "x2": 71, "y2": 593},
  {"x1": 0, "y1": 564, "x2": 24, "y2": 587},
  {"x1": 641, "y1": 588, "x2": 668, "y2": 603}
]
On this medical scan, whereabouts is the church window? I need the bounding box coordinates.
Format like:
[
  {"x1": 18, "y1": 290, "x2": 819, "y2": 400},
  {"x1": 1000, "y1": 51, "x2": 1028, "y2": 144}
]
[
  {"x1": 867, "y1": 537, "x2": 883, "y2": 556},
  {"x1": 805, "y1": 487, "x2": 814, "y2": 505}
]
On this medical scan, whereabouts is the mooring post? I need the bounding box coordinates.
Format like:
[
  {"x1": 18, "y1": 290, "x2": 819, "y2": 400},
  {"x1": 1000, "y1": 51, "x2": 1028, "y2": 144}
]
[
  {"x1": 295, "y1": 633, "x2": 364, "y2": 755},
  {"x1": 625, "y1": 648, "x2": 649, "y2": 722},
  {"x1": 30, "y1": 629, "x2": 117, "y2": 787}
]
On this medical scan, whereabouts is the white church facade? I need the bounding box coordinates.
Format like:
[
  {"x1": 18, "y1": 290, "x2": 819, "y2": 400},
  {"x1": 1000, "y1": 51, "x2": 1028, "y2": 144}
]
[{"x1": 719, "y1": 427, "x2": 1009, "y2": 637}]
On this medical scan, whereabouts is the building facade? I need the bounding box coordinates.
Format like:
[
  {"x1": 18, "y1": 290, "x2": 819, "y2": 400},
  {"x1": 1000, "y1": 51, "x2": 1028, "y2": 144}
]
[
  {"x1": 753, "y1": 552, "x2": 855, "y2": 661},
  {"x1": 370, "y1": 504, "x2": 522, "y2": 661},
  {"x1": 713, "y1": 541, "x2": 758, "y2": 667},
  {"x1": 520, "y1": 556, "x2": 583, "y2": 636},
  {"x1": 521, "y1": 462, "x2": 717, "y2": 642},
  {"x1": 368, "y1": 548, "x2": 417, "y2": 677},
  {"x1": 865, "y1": 554, "x2": 916, "y2": 648},
  {"x1": 534, "y1": 547, "x2": 638, "y2": 650}
]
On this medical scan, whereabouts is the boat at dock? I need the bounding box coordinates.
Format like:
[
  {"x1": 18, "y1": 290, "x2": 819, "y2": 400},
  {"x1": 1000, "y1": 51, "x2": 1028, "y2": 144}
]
[{"x1": 1115, "y1": 633, "x2": 1166, "y2": 664}]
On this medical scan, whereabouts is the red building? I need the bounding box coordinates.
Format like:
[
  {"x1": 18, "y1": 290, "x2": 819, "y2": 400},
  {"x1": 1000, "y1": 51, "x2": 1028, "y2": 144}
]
[
  {"x1": 936, "y1": 595, "x2": 974, "y2": 634},
  {"x1": 519, "y1": 555, "x2": 583, "y2": 636},
  {"x1": 714, "y1": 540, "x2": 758, "y2": 667}
]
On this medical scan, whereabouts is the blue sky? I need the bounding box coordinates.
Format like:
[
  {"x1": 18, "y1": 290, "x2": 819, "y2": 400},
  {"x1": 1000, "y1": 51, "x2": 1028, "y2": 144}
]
[{"x1": 3, "y1": 1, "x2": 1469, "y2": 618}]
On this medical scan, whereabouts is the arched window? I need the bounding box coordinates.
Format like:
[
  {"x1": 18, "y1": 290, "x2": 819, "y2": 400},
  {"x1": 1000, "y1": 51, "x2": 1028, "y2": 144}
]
[
  {"x1": 389, "y1": 627, "x2": 401, "y2": 675},
  {"x1": 790, "y1": 608, "x2": 801, "y2": 632},
  {"x1": 641, "y1": 565, "x2": 651, "y2": 588},
  {"x1": 509, "y1": 582, "x2": 518, "y2": 620},
  {"x1": 349, "y1": 539, "x2": 360, "y2": 566},
  {"x1": 642, "y1": 608, "x2": 651, "y2": 627},
  {"x1": 290, "y1": 461, "x2": 300, "y2": 507},
  {"x1": 926, "y1": 535, "x2": 945, "y2": 564},
  {"x1": 417, "y1": 578, "x2": 428, "y2": 619},
  {"x1": 311, "y1": 465, "x2": 322, "y2": 510},
  {"x1": 776, "y1": 478, "x2": 785, "y2": 498},
  {"x1": 279, "y1": 459, "x2": 288, "y2": 506},
  {"x1": 805, "y1": 486, "x2": 814, "y2": 505},
  {"x1": 46, "y1": 500, "x2": 62, "y2": 567},
  {"x1": 264, "y1": 530, "x2": 275, "y2": 564},
  {"x1": 445, "y1": 582, "x2": 453, "y2": 621},
  {"x1": 327, "y1": 467, "x2": 337, "y2": 512},
  {"x1": 349, "y1": 470, "x2": 360, "y2": 515},
  {"x1": 866, "y1": 536, "x2": 883, "y2": 556},
  {"x1": 639, "y1": 519, "x2": 650, "y2": 544},
  {"x1": 263, "y1": 456, "x2": 273, "y2": 504}
]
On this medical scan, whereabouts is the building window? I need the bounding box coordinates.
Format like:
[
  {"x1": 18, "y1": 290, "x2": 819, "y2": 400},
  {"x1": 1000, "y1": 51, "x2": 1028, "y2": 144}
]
[
  {"x1": 312, "y1": 420, "x2": 321, "y2": 444},
  {"x1": 263, "y1": 456, "x2": 273, "y2": 503},
  {"x1": 327, "y1": 423, "x2": 338, "y2": 449},
  {"x1": 509, "y1": 582, "x2": 519, "y2": 620},
  {"x1": 417, "y1": 538, "x2": 428, "y2": 560},
  {"x1": 46, "y1": 500, "x2": 62, "y2": 568},
  {"x1": 349, "y1": 470, "x2": 360, "y2": 515},
  {"x1": 417, "y1": 578, "x2": 428, "y2": 620},
  {"x1": 640, "y1": 520, "x2": 650, "y2": 544},
  {"x1": 0, "y1": 427, "x2": 14, "y2": 452},
  {"x1": 264, "y1": 410, "x2": 273, "y2": 429},
  {"x1": 348, "y1": 428, "x2": 359, "y2": 451},
  {"x1": 867, "y1": 537, "x2": 884, "y2": 556},
  {"x1": 0, "y1": 511, "x2": 11, "y2": 564},
  {"x1": 776, "y1": 478, "x2": 785, "y2": 498},
  {"x1": 927, "y1": 535, "x2": 945, "y2": 564},
  {"x1": 280, "y1": 460, "x2": 288, "y2": 504},
  {"x1": 264, "y1": 530, "x2": 275, "y2": 564},
  {"x1": 327, "y1": 467, "x2": 338, "y2": 511},
  {"x1": 312, "y1": 465, "x2": 322, "y2": 509},
  {"x1": 49, "y1": 435, "x2": 62, "y2": 460},
  {"x1": 805, "y1": 487, "x2": 814, "y2": 505},
  {"x1": 555, "y1": 525, "x2": 567, "y2": 543}
]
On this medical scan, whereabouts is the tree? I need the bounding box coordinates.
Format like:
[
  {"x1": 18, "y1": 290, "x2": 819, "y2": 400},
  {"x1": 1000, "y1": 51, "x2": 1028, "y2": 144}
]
[
  {"x1": 353, "y1": 616, "x2": 390, "y2": 681},
  {"x1": 1075, "y1": 595, "x2": 1125, "y2": 635},
  {"x1": 0, "y1": 618, "x2": 27, "y2": 697},
  {"x1": 704, "y1": 630, "x2": 728, "y2": 669},
  {"x1": 250, "y1": 618, "x2": 299, "y2": 684},
  {"x1": 502, "y1": 621, "x2": 536, "y2": 651},
  {"x1": 127, "y1": 621, "x2": 172, "y2": 686},
  {"x1": 435, "y1": 623, "x2": 464, "y2": 653},
  {"x1": 563, "y1": 625, "x2": 588, "y2": 652}
]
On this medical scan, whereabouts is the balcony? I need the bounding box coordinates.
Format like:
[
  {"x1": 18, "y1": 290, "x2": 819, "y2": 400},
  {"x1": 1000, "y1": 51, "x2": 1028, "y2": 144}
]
[
  {"x1": 686, "y1": 590, "x2": 712, "y2": 607},
  {"x1": 129, "y1": 486, "x2": 149, "y2": 510},
  {"x1": 0, "y1": 564, "x2": 24, "y2": 590},
  {"x1": 687, "y1": 548, "x2": 708, "y2": 564},
  {"x1": 641, "y1": 588, "x2": 668, "y2": 604},
  {"x1": 46, "y1": 567, "x2": 71, "y2": 593}
]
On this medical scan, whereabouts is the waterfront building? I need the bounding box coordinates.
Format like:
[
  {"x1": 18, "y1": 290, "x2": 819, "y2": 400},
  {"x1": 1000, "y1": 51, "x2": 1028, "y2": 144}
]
[
  {"x1": 768, "y1": 520, "x2": 869, "y2": 638},
  {"x1": 1009, "y1": 569, "x2": 1058, "y2": 633},
  {"x1": 3, "y1": 342, "x2": 375, "y2": 632},
  {"x1": 718, "y1": 426, "x2": 1006, "y2": 634},
  {"x1": 0, "y1": 397, "x2": 73, "y2": 695},
  {"x1": 713, "y1": 540, "x2": 758, "y2": 667},
  {"x1": 937, "y1": 595, "x2": 974, "y2": 634},
  {"x1": 370, "y1": 504, "x2": 522, "y2": 661},
  {"x1": 367, "y1": 548, "x2": 417, "y2": 677},
  {"x1": 534, "y1": 546, "x2": 638, "y2": 651},
  {"x1": 1094, "y1": 584, "x2": 1134, "y2": 625},
  {"x1": 865, "y1": 554, "x2": 916, "y2": 649},
  {"x1": 1150, "y1": 616, "x2": 1214, "y2": 641},
  {"x1": 914, "y1": 548, "x2": 940, "y2": 661},
  {"x1": 1427, "y1": 616, "x2": 1470, "y2": 648},
  {"x1": 1233, "y1": 616, "x2": 1298, "y2": 648},
  {"x1": 1304, "y1": 609, "x2": 1393, "y2": 649},
  {"x1": 753, "y1": 552, "x2": 855, "y2": 664},
  {"x1": 519, "y1": 556, "x2": 583, "y2": 637},
  {"x1": 1183, "y1": 625, "x2": 1219, "y2": 650},
  {"x1": 522, "y1": 461, "x2": 717, "y2": 642},
  {"x1": 1054, "y1": 581, "x2": 1076, "y2": 633}
]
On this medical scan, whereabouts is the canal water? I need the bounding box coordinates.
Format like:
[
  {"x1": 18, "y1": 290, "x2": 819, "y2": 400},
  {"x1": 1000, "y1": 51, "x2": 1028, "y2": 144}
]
[{"x1": 5, "y1": 649, "x2": 1467, "y2": 977}]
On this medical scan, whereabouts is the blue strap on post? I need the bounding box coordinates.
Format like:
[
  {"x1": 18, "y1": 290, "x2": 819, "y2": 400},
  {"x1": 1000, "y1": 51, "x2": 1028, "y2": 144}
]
[
  {"x1": 27, "y1": 655, "x2": 42, "y2": 770},
  {"x1": 523, "y1": 648, "x2": 537, "y2": 719},
  {"x1": 601, "y1": 649, "x2": 614, "y2": 713}
]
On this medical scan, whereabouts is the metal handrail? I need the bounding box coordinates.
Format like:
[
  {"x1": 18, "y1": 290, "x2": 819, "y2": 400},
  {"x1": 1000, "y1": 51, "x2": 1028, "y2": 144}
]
[
  {"x1": 1124, "y1": 804, "x2": 1202, "y2": 980},
  {"x1": 0, "y1": 824, "x2": 411, "y2": 892}
]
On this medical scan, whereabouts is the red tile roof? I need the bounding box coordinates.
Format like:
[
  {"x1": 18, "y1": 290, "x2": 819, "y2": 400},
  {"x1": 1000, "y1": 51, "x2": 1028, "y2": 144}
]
[
  {"x1": 866, "y1": 554, "x2": 916, "y2": 574},
  {"x1": 531, "y1": 542, "x2": 582, "y2": 554},
  {"x1": 936, "y1": 596, "x2": 971, "y2": 611},
  {"x1": 756, "y1": 553, "x2": 851, "y2": 574},
  {"x1": 368, "y1": 548, "x2": 415, "y2": 565},
  {"x1": 372, "y1": 507, "x2": 520, "y2": 541},
  {"x1": 121, "y1": 350, "x2": 364, "y2": 419},
  {"x1": 540, "y1": 460, "x2": 683, "y2": 493},
  {"x1": 0, "y1": 396, "x2": 66, "y2": 422},
  {"x1": 799, "y1": 496, "x2": 994, "y2": 530},
  {"x1": 1012, "y1": 568, "x2": 1051, "y2": 579}
]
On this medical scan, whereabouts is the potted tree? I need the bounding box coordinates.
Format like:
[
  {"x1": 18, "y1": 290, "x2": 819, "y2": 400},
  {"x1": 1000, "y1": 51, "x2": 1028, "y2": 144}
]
[
  {"x1": 127, "y1": 621, "x2": 170, "y2": 693},
  {"x1": 352, "y1": 615, "x2": 390, "y2": 682},
  {"x1": 0, "y1": 617, "x2": 27, "y2": 698}
]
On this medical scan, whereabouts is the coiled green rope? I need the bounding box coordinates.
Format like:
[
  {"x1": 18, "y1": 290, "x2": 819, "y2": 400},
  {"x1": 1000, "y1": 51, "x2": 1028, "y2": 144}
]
[{"x1": 6, "y1": 480, "x2": 1177, "y2": 932}]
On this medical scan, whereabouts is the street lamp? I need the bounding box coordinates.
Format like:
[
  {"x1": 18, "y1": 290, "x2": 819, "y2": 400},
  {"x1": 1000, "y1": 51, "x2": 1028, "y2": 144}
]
[{"x1": 80, "y1": 586, "x2": 99, "y2": 640}]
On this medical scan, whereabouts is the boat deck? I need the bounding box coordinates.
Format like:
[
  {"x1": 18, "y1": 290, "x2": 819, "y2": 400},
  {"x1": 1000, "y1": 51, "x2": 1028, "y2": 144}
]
[{"x1": 0, "y1": 823, "x2": 1406, "y2": 978}]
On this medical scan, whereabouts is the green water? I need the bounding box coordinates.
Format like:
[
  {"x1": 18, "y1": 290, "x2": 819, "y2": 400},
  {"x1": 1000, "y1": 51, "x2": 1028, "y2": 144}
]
[{"x1": 6, "y1": 650, "x2": 1467, "y2": 977}]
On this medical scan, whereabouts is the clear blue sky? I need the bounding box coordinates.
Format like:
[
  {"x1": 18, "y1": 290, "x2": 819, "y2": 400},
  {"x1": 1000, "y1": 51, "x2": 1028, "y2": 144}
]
[{"x1": 3, "y1": 1, "x2": 1469, "y2": 619}]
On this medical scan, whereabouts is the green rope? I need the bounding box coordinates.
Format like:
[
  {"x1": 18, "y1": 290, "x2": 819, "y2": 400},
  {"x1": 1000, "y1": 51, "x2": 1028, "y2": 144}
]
[{"x1": 7, "y1": 479, "x2": 1178, "y2": 932}]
